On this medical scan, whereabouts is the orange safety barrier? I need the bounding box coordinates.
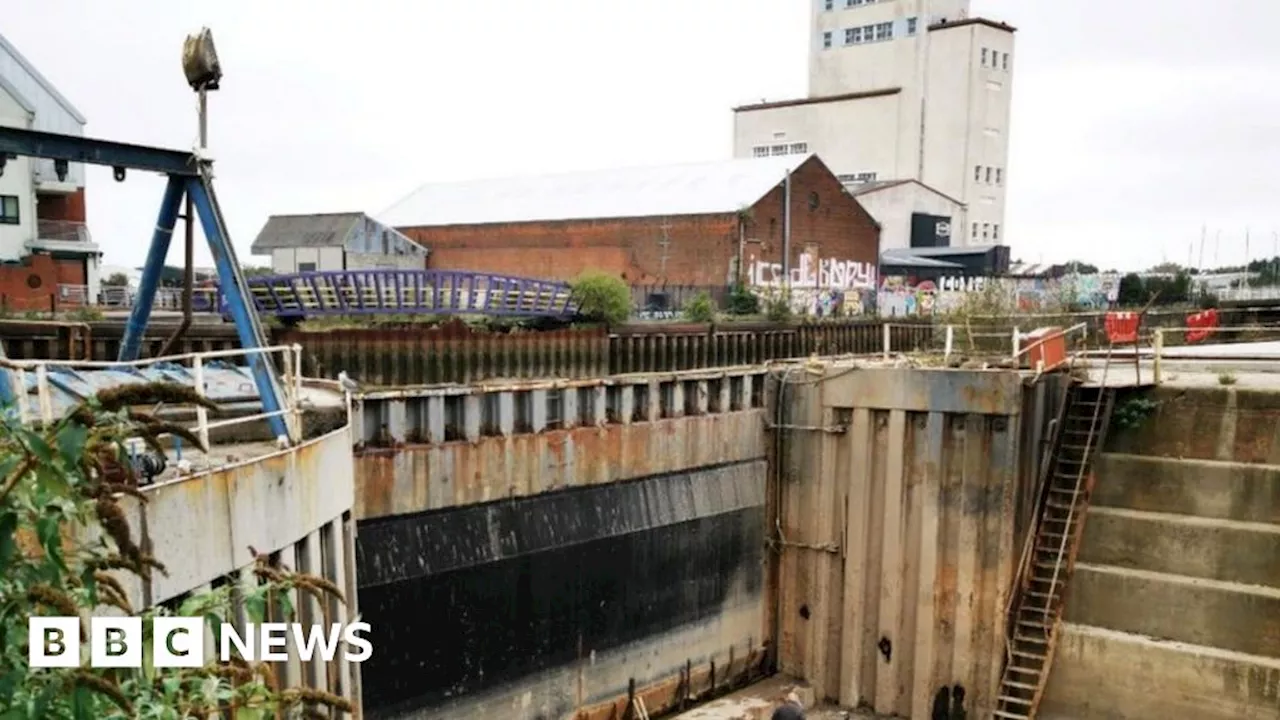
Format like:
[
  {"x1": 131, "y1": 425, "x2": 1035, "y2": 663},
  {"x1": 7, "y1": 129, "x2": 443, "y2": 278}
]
[
  {"x1": 1104, "y1": 311, "x2": 1140, "y2": 345},
  {"x1": 1023, "y1": 326, "x2": 1068, "y2": 371},
  {"x1": 1185, "y1": 308, "x2": 1219, "y2": 344}
]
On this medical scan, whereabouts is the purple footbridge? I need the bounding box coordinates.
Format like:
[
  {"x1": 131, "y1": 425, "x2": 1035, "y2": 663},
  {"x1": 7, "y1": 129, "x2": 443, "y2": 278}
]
[{"x1": 202, "y1": 269, "x2": 581, "y2": 320}]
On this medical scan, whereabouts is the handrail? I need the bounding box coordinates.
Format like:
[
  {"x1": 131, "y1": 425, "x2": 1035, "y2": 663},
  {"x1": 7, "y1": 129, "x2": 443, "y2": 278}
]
[
  {"x1": 1041, "y1": 344, "x2": 1113, "y2": 626},
  {"x1": 4, "y1": 343, "x2": 308, "y2": 454},
  {"x1": 1003, "y1": 370, "x2": 1073, "y2": 667}
]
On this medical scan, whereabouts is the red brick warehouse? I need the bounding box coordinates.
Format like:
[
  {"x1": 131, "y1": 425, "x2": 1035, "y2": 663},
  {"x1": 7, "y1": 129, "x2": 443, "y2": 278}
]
[{"x1": 379, "y1": 154, "x2": 881, "y2": 300}]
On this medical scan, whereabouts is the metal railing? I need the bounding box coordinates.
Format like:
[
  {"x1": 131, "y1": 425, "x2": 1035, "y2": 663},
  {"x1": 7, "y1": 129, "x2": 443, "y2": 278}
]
[
  {"x1": 1, "y1": 344, "x2": 306, "y2": 457},
  {"x1": 35, "y1": 219, "x2": 92, "y2": 243}
]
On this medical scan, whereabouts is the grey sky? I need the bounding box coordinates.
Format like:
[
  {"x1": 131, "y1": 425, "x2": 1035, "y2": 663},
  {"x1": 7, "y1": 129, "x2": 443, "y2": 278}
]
[{"x1": 6, "y1": 0, "x2": 1278, "y2": 273}]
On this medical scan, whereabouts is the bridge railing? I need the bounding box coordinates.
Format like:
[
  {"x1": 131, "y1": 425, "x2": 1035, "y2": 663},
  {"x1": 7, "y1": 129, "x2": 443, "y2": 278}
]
[{"x1": 1, "y1": 343, "x2": 308, "y2": 461}]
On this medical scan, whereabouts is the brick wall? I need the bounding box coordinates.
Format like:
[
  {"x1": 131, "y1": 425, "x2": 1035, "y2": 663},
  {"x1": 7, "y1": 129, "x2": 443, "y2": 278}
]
[
  {"x1": 36, "y1": 189, "x2": 86, "y2": 222},
  {"x1": 0, "y1": 253, "x2": 85, "y2": 311},
  {"x1": 398, "y1": 156, "x2": 880, "y2": 287},
  {"x1": 741, "y1": 156, "x2": 881, "y2": 281}
]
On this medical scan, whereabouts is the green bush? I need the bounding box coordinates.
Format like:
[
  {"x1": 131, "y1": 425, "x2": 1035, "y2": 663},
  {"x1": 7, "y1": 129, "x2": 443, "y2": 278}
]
[
  {"x1": 765, "y1": 292, "x2": 793, "y2": 323},
  {"x1": 0, "y1": 383, "x2": 354, "y2": 719},
  {"x1": 569, "y1": 271, "x2": 632, "y2": 325},
  {"x1": 726, "y1": 285, "x2": 760, "y2": 315},
  {"x1": 683, "y1": 292, "x2": 716, "y2": 323}
]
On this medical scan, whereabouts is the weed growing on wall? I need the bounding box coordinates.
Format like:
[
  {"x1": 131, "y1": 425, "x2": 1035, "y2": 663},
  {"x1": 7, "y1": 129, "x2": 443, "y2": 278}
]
[
  {"x1": 1111, "y1": 395, "x2": 1159, "y2": 431},
  {"x1": 0, "y1": 382, "x2": 354, "y2": 719}
]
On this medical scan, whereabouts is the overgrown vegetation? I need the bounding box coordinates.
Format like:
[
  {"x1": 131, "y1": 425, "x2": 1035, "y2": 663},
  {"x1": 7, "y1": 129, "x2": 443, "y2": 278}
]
[
  {"x1": 682, "y1": 292, "x2": 716, "y2": 323},
  {"x1": 569, "y1": 270, "x2": 632, "y2": 325},
  {"x1": 1218, "y1": 371, "x2": 1238, "y2": 386},
  {"x1": 0, "y1": 383, "x2": 354, "y2": 719},
  {"x1": 1111, "y1": 395, "x2": 1159, "y2": 431},
  {"x1": 725, "y1": 284, "x2": 760, "y2": 316}
]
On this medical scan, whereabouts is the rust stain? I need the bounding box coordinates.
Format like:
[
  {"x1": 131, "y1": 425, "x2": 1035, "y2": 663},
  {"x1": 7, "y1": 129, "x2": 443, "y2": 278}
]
[{"x1": 355, "y1": 411, "x2": 764, "y2": 519}]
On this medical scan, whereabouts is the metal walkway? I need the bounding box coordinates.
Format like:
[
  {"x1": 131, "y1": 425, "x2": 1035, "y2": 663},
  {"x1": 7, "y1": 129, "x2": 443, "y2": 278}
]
[{"x1": 208, "y1": 269, "x2": 580, "y2": 320}]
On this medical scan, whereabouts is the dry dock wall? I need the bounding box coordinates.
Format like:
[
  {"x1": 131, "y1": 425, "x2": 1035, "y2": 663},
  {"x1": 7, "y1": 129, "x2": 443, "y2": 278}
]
[
  {"x1": 770, "y1": 366, "x2": 1053, "y2": 719},
  {"x1": 1041, "y1": 386, "x2": 1280, "y2": 719},
  {"x1": 351, "y1": 369, "x2": 772, "y2": 720}
]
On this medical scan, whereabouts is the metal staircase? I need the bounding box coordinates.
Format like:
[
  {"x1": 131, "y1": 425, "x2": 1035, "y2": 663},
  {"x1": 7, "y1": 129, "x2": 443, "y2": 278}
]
[{"x1": 993, "y1": 376, "x2": 1117, "y2": 719}]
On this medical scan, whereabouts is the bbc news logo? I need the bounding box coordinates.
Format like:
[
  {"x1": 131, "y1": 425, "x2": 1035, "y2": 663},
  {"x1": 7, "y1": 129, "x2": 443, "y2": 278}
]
[{"x1": 29, "y1": 617, "x2": 373, "y2": 668}]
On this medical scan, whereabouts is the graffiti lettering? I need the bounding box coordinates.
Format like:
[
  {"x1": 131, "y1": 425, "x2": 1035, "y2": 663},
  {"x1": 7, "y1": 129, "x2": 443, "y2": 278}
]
[{"x1": 746, "y1": 255, "x2": 878, "y2": 291}]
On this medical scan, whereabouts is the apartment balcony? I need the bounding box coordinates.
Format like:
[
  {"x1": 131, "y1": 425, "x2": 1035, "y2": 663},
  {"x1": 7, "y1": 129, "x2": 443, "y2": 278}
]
[{"x1": 28, "y1": 219, "x2": 99, "y2": 255}]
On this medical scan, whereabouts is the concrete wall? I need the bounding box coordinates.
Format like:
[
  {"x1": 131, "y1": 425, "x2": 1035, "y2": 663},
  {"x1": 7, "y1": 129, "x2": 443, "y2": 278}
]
[
  {"x1": 771, "y1": 365, "x2": 1028, "y2": 717},
  {"x1": 352, "y1": 367, "x2": 772, "y2": 719},
  {"x1": 1041, "y1": 386, "x2": 1280, "y2": 719},
  {"x1": 270, "y1": 246, "x2": 344, "y2": 273},
  {"x1": 108, "y1": 424, "x2": 363, "y2": 712}
]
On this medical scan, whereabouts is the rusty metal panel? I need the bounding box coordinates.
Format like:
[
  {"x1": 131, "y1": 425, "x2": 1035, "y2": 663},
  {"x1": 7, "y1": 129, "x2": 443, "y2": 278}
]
[
  {"x1": 354, "y1": 410, "x2": 765, "y2": 519},
  {"x1": 774, "y1": 366, "x2": 1026, "y2": 718},
  {"x1": 112, "y1": 424, "x2": 357, "y2": 609}
]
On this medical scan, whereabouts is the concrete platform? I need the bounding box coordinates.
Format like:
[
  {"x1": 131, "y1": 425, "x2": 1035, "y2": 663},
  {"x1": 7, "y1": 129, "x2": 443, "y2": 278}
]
[
  {"x1": 1041, "y1": 623, "x2": 1280, "y2": 720},
  {"x1": 668, "y1": 677, "x2": 865, "y2": 720},
  {"x1": 1063, "y1": 563, "x2": 1280, "y2": 658}
]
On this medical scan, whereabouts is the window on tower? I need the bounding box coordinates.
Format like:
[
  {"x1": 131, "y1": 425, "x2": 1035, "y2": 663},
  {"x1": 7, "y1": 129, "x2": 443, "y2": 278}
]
[
  {"x1": 845, "y1": 27, "x2": 857, "y2": 44},
  {"x1": 823, "y1": 31, "x2": 832, "y2": 49},
  {"x1": 1003, "y1": 52, "x2": 1010, "y2": 70},
  {"x1": 996, "y1": 168, "x2": 1003, "y2": 184},
  {"x1": 993, "y1": 224, "x2": 1001, "y2": 241},
  {"x1": 981, "y1": 48, "x2": 988, "y2": 67},
  {"x1": 974, "y1": 166, "x2": 982, "y2": 182},
  {"x1": 824, "y1": 0, "x2": 833, "y2": 10},
  {"x1": 906, "y1": 17, "x2": 918, "y2": 35},
  {"x1": 753, "y1": 146, "x2": 770, "y2": 158},
  {"x1": 985, "y1": 167, "x2": 992, "y2": 183}
]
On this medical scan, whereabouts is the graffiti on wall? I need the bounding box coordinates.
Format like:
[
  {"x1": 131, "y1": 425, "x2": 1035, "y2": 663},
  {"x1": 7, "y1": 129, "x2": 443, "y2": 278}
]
[
  {"x1": 746, "y1": 252, "x2": 878, "y2": 317},
  {"x1": 877, "y1": 274, "x2": 1122, "y2": 317}
]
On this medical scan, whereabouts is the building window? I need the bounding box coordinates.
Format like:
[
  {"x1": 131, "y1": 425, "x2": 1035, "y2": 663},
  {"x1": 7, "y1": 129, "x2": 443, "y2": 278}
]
[
  {"x1": 0, "y1": 195, "x2": 17, "y2": 225},
  {"x1": 875, "y1": 22, "x2": 893, "y2": 41},
  {"x1": 823, "y1": 31, "x2": 832, "y2": 49},
  {"x1": 906, "y1": 17, "x2": 918, "y2": 35},
  {"x1": 298, "y1": 262, "x2": 317, "y2": 272},
  {"x1": 996, "y1": 168, "x2": 1003, "y2": 184},
  {"x1": 982, "y1": 223, "x2": 990, "y2": 240},
  {"x1": 836, "y1": 172, "x2": 877, "y2": 184},
  {"x1": 985, "y1": 167, "x2": 992, "y2": 183},
  {"x1": 981, "y1": 48, "x2": 988, "y2": 67},
  {"x1": 974, "y1": 166, "x2": 982, "y2": 182},
  {"x1": 993, "y1": 224, "x2": 1001, "y2": 241},
  {"x1": 753, "y1": 146, "x2": 770, "y2": 158},
  {"x1": 824, "y1": 0, "x2": 833, "y2": 9},
  {"x1": 845, "y1": 27, "x2": 857, "y2": 44},
  {"x1": 771, "y1": 144, "x2": 788, "y2": 156},
  {"x1": 789, "y1": 142, "x2": 808, "y2": 154},
  {"x1": 1003, "y1": 52, "x2": 1010, "y2": 70},
  {"x1": 972, "y1": 222, "x2": 979, "y2": 240}
]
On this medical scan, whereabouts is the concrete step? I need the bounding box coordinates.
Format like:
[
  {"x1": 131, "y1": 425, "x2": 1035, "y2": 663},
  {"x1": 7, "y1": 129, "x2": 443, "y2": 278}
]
[
  {"x1": 1079, "y1": 506, "x2": 1280, "y2": 586},
  {"x1": 1107, "y1": 386, "x2": 1280, "y2": 464},
  {"x1": 1063, "y1": 563, "x2": 1280, "y2": 658},
  {"x1": 1094, "y1": 453, "x2": 1280, "y2": 525},
  {"x1": 1040, "y1": 623, "x2": 1280, "y2": 720}
]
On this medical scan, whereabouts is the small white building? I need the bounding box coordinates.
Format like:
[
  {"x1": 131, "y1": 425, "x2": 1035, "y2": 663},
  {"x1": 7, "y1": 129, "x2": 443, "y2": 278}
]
[
  {"x1": 250, "y1": 212, "x2": 429, "y2": 274},
  {"x1": 0, "y1": 32, "x2": 101, "y2": 307},
  {"x1": 733, "y1": 0, "x2": 1015, "y2": 248},
  {"x1": 846, "y1": 179, "x2": 966, "y2": 251}
]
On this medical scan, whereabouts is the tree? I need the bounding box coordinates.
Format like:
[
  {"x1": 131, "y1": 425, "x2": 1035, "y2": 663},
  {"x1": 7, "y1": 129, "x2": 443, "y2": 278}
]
[
  {"x1": 569, "y1": 271, "x2": 632, "y2": 325},
  {"x1": 102, "y1": 273, "x2": 130, "y2": 288},
  {"x1": 0, "y1": 382, "x2": 354, "y2": 719},
  {"x1": 240, "y1": 266, "x2": 275, "y2": 278}
]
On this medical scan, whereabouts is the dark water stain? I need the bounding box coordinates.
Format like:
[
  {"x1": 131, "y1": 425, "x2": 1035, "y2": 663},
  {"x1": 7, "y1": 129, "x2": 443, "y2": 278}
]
[{"x1": 357, "y1": 479, "x2": 764, "y2": 717}]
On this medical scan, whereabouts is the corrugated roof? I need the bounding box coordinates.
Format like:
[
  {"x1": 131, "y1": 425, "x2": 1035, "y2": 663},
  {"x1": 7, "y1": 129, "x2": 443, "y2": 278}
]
[
  {"x1": 250, "y1": 212, "x2": 365, "y2": 252},
  {"x1": 380, "y1": 154, "x2": 814, "y2": 228},
  {"x1": 0, "y1": 32, "x2": 86, "y2": 124}
]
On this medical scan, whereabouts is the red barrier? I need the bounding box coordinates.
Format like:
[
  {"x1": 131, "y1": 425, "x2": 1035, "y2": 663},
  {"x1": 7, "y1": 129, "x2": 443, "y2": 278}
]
[
  {"x1": 1185, "y1": 308, "x2": 1219, "y2": 344},
  {"x1": 1105, "y1": 311, "x2": 1140, "y2": 345}
]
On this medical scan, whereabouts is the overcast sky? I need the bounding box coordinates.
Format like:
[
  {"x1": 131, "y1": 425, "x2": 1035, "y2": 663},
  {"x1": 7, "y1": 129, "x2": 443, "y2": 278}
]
[{"x1": 6, "y1": 0, "x2": 1279, "y2": 273}]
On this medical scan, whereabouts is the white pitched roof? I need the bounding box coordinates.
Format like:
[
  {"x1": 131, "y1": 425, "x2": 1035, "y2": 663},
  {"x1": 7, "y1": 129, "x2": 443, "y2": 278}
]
[
  {"x1": 0, "y1": 32, "x2": 86, "y2": 124},
  {"x1": 380, "y1": 154, "x2": 813, "y2": 228}
]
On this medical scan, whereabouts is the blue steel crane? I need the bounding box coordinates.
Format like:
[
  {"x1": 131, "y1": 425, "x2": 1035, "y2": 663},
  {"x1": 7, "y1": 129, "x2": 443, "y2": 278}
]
[{"x1": 0, "y1": 126, "x2": 291, "y2": 441}]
